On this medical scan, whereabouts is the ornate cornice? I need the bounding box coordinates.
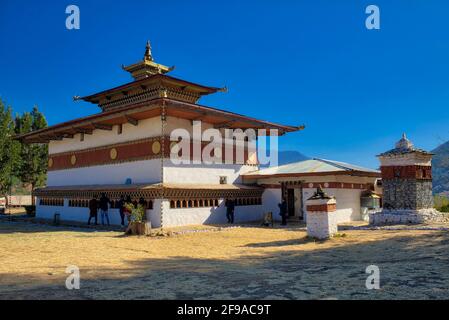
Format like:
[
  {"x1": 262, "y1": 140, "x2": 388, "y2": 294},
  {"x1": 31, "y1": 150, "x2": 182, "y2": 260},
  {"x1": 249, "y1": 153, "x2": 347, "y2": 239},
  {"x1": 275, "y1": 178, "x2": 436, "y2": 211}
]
[
  {"x1": 48, "y1": 136, "x2": 258, "y2": 171},
  {"x1": 34, "y1": 185, "x2": 264, "y2": 200}
]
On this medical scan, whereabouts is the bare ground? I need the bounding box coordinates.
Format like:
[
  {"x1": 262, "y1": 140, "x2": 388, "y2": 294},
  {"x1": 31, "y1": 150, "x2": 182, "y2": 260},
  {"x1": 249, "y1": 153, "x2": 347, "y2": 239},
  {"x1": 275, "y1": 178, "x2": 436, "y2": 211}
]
[{"x1": 0, "y1": 220, "x2": 448, "y2": 300}]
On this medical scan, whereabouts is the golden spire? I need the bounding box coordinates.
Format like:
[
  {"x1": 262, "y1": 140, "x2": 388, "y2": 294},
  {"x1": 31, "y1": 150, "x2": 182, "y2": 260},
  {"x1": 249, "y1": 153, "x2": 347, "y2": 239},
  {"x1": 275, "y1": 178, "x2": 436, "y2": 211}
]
[
  {"x1": 144, "y1": 40, "x2": 153, "y2": 61},
  {"x1": 122, "y1": 41, "x2": 174, "y2": 80}
]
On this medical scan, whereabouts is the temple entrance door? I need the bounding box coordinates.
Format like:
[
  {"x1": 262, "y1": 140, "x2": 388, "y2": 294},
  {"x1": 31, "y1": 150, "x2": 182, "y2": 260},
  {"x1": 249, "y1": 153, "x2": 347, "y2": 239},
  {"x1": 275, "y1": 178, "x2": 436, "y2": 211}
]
[
  {"x1": 294, "y1": 187, "x2": 304, "y2": 220},
  {"x1": 287, "y1": 189, "x2": 295, "y2": 217}
]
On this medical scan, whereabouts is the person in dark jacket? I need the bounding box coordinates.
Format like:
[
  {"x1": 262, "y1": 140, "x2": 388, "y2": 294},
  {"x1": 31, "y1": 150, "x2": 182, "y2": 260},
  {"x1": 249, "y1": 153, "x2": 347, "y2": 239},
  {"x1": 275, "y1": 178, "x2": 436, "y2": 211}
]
[
  {"x1": 99, "y1": 193, "x2": 112, "y2": 226},
  {"x1": 225, "y1": 199, "x2": 235, "y2": 224},
  {"x1": 117, "y1": 195, "x2": 126, "y2": 226},
  {"x1": 88, "y1": 196, "x2": 98, "y2": 225},
  {"x1": 138, "y1": 197, "x2": 147, "y2": 208},
  {"x1": 278, "y1": 199, "x2": 288, "y2": 226}
]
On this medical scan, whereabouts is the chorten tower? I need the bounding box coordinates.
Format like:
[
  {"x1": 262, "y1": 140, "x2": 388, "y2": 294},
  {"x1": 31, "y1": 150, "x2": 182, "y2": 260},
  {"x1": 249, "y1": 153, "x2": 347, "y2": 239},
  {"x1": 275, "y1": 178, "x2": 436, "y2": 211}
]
[{"x1": 370, "y1": 134, "x2": 446, "y2": 224}]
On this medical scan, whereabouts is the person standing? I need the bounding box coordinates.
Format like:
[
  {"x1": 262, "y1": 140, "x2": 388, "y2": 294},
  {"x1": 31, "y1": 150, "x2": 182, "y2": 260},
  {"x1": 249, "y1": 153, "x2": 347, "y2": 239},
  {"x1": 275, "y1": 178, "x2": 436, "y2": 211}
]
[
  {"x1": 225, "y1": 198, "x2": 235, "y2": 224},
  {"x1": 278, "y1": 199, "x2": 288, "y2": 226},
  {"x1": 117, "y1": 195, "x2": 126, "y2": 226},
  {"x1": 88, "y1": 196, "x2": 98, "y2": 225},
  {"x1": 99, "y1": 193, "x2": 112, "y2": 226},
  {"x1": 123, "y1": 195, "x2": 133, "y2": 221}
]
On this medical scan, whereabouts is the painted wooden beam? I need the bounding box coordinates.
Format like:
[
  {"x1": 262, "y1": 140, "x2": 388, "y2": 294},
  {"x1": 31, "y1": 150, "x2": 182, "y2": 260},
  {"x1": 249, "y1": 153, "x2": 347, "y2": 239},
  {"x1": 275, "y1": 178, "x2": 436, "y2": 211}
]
[
  {"x1": 92, "y1": 123, "x2": 113, "y2": 131},
  {"x1": 125, "y1": 115, "x2": 139, "y2": 126}
]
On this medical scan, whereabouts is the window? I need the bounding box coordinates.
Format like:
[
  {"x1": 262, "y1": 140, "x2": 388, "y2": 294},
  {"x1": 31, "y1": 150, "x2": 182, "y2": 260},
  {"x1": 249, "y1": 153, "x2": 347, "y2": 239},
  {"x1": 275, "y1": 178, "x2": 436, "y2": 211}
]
[
  {"x1": 234, "y1": 197, "x2": 262, "y2": 207},
  {"x1": 80, "y1": 133, "x2": 85, "y2": 142},
  {"x1": 68, "y1": 199, "x2": 88, "y2": 207},
  {"x1": 40, "y1": 198, "x2": 64, "y2": 206},
  {"x1": 117, "y1": 124, "x2": 123, "y2": 135},
  {"x1": 219, "y1": 176, "x2": 227, "y2": 184},
  {"x1": 169, "y1": 198, "x2": 220, "y2": 209}
]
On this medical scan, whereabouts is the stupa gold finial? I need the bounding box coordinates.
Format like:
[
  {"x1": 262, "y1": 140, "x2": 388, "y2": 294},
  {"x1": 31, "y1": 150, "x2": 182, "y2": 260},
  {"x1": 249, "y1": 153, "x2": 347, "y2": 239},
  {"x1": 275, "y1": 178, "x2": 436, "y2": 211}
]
[
  {"x1": 144, "y1": 40, "x2": 153, "y2": 61},
  {"x1": 122, "y1": 41, "x2": 175, "y2": 80}
]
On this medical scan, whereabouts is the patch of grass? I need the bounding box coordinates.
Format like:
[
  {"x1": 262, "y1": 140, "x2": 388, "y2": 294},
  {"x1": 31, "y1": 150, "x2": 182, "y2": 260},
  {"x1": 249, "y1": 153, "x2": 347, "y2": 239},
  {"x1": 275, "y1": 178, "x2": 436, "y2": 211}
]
[{"x1": 333, "y1": 233, "x2": 347, "y2": 238}]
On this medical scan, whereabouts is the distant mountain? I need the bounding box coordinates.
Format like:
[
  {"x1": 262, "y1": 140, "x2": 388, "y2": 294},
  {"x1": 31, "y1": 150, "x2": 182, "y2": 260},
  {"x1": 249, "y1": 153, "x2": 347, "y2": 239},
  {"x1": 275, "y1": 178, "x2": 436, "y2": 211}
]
[
  {"x1": 432, "y1": 141, "x2": 449, "y2": 195},
  {"x1": 258, "y1": 150, "x2": 309, "y2": 168},
  {"x1": 277, "y1": 150, "x2": 310, "y2": 165}
]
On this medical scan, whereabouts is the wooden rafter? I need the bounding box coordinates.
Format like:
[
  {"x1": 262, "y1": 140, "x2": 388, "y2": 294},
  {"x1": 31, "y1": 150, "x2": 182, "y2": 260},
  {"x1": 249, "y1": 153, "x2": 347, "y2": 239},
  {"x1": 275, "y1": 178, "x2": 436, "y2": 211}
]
[
  {"x1": 125, "y1": 115, "x2": 138, "y2": 126},
  {"x1": 72, "y1": 127, "x2": 93, "y2": 135},
  {"x1": 62, "y1": 133, "x2": 74, "y2": 139},
  {"x1": 40, "y1": 134, "x2": 63, "y2": 141},
  {"x1": 213, "y1": 121, "x2": 236, "y2": 129},
  {"x1": 91, "y1": 123, "x2": 113, "y2": 131}
]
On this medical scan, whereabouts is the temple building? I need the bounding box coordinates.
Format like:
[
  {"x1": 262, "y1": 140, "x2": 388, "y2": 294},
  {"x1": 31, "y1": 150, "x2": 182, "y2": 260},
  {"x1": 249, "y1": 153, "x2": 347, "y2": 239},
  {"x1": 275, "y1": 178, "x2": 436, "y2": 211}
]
[
  {"x1": 17, "y1": 42, "x2": 302, "y2": 227},
  {"x1": 241, "y1": 158, "x2": 381, "y2": 223},
  {"x1": 17, "y1": 42, "x2": 382, "y2": 227}
]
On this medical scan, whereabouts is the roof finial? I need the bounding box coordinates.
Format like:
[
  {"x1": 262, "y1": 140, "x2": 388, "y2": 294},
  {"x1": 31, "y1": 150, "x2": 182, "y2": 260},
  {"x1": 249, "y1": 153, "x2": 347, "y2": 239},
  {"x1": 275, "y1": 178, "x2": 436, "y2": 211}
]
[
  {"x1": 395, "y1": 132, "x2": 413, "y2": 150},
  {"x1": 144, "y1": 40, "x2": 153, "y2": 61}
]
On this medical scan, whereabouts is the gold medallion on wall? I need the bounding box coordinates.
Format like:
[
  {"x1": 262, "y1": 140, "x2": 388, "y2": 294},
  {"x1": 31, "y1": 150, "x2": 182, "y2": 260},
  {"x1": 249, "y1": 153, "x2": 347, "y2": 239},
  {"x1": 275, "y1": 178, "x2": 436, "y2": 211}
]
[
  {"x1": 70, "y1": 155, "x2": 77, "y2": 166},
  {"x1": 110, "y1": 148, "x2": 118, "y2": 160},
  {"x1": 48, "y1": 158, "x2": 53, "y2": 168},
  {"x1": 152, "y1": 141, "x2": 161, "y2": 155}
]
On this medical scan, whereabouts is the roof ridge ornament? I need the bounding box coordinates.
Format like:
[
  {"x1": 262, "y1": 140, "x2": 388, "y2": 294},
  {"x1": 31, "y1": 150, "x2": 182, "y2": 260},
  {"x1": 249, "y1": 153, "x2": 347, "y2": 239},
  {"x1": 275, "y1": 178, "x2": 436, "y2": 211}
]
[
  {"x1": 395, "y1": 132, "x2": 414, "y2": 150},
  {"x1": 377, "y1": 133, "x2": 433, "y2": 157},
  {"x1": 144, "y1": 40, "x2": 153, "y2": 61},
  {"x1": 122, "y1": 41, "x2": 174, "y2": 80}
]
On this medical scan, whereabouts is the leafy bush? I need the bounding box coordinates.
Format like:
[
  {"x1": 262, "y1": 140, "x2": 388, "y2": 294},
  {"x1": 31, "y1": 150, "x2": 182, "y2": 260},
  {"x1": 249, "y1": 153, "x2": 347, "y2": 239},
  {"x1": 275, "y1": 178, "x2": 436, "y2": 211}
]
[
  {"x1": 124, "y1": 203, "x2": 145, "y2": 223},
  {"x1": 434, "y1": 195, "x2": 449, "y2": 211}
]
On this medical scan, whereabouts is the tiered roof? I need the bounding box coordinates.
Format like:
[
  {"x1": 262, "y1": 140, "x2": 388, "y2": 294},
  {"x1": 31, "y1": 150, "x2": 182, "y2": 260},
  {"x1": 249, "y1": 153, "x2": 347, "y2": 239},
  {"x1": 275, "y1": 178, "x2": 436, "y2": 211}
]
[{"x1": 17, "y1": 42, "x2": 303, "y2": 143}]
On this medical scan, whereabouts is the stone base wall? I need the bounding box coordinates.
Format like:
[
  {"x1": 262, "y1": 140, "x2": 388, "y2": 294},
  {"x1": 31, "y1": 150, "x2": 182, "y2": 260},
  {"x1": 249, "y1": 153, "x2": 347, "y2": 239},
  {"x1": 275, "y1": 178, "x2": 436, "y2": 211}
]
[
  {"x1": 306, "y1": 211, "x2": 338, "y2": 239},
  {"x1": 382, "y1": 179, "x2": 433, "y2": 210},
  {"x1": 369, "y1": 209, "x2": 449, "y2": 225}
]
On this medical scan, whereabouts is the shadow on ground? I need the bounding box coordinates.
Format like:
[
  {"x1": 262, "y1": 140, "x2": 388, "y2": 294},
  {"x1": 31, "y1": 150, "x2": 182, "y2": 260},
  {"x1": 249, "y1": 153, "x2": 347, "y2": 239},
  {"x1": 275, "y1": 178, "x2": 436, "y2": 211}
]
[{"x1": 1, "y1": 226, "x2": 448, "y2": 300}]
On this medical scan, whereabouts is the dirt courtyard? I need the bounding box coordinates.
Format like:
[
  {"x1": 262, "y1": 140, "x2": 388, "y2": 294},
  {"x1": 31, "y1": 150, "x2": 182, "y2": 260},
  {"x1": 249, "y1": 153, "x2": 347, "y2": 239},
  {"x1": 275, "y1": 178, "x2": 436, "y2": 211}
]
[{"x1": 0, "y1": 220, "x2": 448, "y2": 299}]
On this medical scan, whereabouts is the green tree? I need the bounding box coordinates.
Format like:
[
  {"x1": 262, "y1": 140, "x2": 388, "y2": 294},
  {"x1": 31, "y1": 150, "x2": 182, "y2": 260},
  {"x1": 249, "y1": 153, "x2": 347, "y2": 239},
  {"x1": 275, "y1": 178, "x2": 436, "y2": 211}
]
[
  {"x1": 0, "y1": 99, "x2": 20, "y2": 197},
  {"x1": 16, "y1": 106, "x2": 48, "y2": 193}
]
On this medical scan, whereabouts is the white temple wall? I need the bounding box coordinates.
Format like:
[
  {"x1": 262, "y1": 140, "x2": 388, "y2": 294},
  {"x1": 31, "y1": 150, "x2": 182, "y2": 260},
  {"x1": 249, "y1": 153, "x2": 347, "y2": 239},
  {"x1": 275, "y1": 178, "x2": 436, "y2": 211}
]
[
  {"x1": 261, "y1": 188, "x2": 283, "y2": 221},
  {"x1": 147, "y1": 199, "x2": 162, "y2": 228},
  {"x1": 36, "y1": 199, "x2": 157, "y2": 226},
  {"x1": 302, "y1": 188, "x2": 362, "y2": 223},
  {"x1": 165, "y1": 116, "x2": 215, "y2": 137},
  {"x1": 252, "y1": 174, "x2": 377, "y2": 223},
  {"x1": 49, "y1": 117, "x2": 163, "y2": 154},
  {"x1": 161, "y1": 199, "x2": 264, "y2": 227},
  {"x1": 163, "y1": 161, "x2": 257, "y2": 184},
  {"x1": 47, "y1": 159, "x2": 162, "y2": 186}
]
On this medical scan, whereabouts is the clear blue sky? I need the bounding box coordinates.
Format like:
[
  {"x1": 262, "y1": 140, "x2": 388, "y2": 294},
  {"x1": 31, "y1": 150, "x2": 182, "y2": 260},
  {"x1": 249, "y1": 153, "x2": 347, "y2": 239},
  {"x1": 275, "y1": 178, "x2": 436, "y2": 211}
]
[{"x1": 1, "y1": 0, "x2": 449, "y2": 169}]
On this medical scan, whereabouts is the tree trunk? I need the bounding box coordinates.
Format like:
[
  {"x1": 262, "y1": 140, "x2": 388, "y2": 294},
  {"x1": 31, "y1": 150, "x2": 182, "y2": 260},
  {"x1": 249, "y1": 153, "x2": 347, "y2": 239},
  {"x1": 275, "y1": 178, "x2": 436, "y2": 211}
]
[
  {"x1": 31, "y1": 183, "x2": 35, "y2": 206},
  {"x1": 126, "y1": 222, "x2": 151, "y2": 235}
]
